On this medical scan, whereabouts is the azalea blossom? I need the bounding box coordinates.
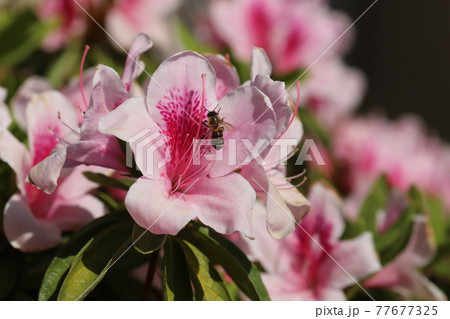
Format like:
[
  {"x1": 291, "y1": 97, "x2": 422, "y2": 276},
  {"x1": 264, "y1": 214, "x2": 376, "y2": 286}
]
[
  {"x1": 333, "y1": 115, "x2": 450, "y2": 218},
  {"x1": 37, "y1": 0, "x2": 103, "y2": 51},
  {"x1": 239, "y1": 48, "x2": 311, "y2": 239},
  {"x1": 28, "y1": 34, "x2": 153, "y2": 194},
  {"x1": 106, "y1": 0, "x2": 182, "y2": 53},
  {"x1": 366, "y1": 215, "x2": 447, "y2": 300},
  {"x1": 238, "y1": 183, "x2": 381, "y2": 300},
  {"x1": 209, "y1": 0, "x2": 351, "y2": 74},
  {"x1": 0, "y1": 89, "x2": 106, "y2": 252},
  {"x1": 99, "y1": 50, "x2": 278, "y2": 236},
  {"x1": 296, "y1": 58, "x2": 366, "y2": 128}
]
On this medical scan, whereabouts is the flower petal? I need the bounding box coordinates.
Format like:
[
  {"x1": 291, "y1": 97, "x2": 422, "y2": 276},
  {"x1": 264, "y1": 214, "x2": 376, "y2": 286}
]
[
  {"x1": 204, "y1": 53, "x2": 240, "y2": 100},
  {"x1": 51, "y1": 194, "x2": 108, "y2": 230},
  {"x1": 99, "y1": 97, "x2": 165, "y2": 178},
  {"x1": 125, "y1": 177, "x2": 198, "y2": 235},
  {"x1": 0, "y1": 87, "x2": 11, "y2": 128},
  {"x1": 189, "y1": 173, "x2": 255, "y2": 237},
  {"x1": 250, "y1": 47, "x2": 272, "y2": 80},
  {"x1": 28, "y1": 147, "x2": 68, "y2": 194},
  {"x1": 146, "y1": 51, "x2": 217, "y2": 128},
  {"x1": 0, "y1": 129, "x2": 31, "y2": 194},
  {"x1": 122, "y1": 33, "x2": 153, "y2": 91},
  {"x1": 321, "y1": 232, "x2": 381, "y2": 289},
  {"x1": 265, "y1": 179, "x2": 297, "y2": 239},
  {"x1": 252, "y1": 74, "x2": 291, "y2": 138},
  {"x1": 209, "y1": 86, "x2": 277, "y2": 177},
  {"x1": 11, "y1": 76, "x2": 52, "y2": 130},
  {"x1": 26, "y1": 91, "x2": 79, "y2": 164},
  {"x1": 3, "y1": 194, "x2": 61, "y2": 252},
  {"x1": 308, "y1": 182, "x2": 345, "y2": 240}
]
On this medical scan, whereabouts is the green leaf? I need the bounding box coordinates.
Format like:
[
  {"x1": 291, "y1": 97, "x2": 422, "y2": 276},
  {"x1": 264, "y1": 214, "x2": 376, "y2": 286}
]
[
  {"x1": 38, "y1": 213, "x2": 128, "y2": 301},
  {"x1": 358, "y1": 176, "x2": 389, "y2": 233},
  {"x1": 83, "y1": 172, "x2": 134, "y2": 190},
  {"x1": 132, "y1": 223, "x2": 167, "y2": 255},
  {"x1": 179, "y1": 223, "x2": 270, "y2": 301},
  {"x1": 0, "y1": 10, "x2": 55, "y2": 66},
  {"x1": 162, "y1": 237, "x2": 194, "y2": 301},
  {"x1": 178, "y1": 239, "x2": 231, "y2": 301},
  {"x1": 57, "y1": 221, "x2": 133, "y2": 301},
  {"x1": 409, "y1": 187, "x2": 447, "y2": 246},
  {"x1": 376, "y1": 206, "x2": 414, "y2": 264}
]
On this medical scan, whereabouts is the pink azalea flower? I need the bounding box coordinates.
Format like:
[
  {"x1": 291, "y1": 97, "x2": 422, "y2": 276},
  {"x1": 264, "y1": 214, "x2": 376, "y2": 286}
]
[
  {"x1": 99, "y1": 50, "x2": 278, "y2": 236},
  {"x1": 366, "y1": 215, "x2": 447, "y2": 300},
  {"x1": 203, "y1": 48, "x2": 311, "y2": 238},
  {"x1": 105, "y1": 0, "x2": 182, "y2": 53},
  {"x1": 28, "y1": 34, "x2": 153, "y2": 194},
  {"x1": 209, "y1": 0, "x2": 351, "y2": 74},
  {"x1": 239, "y1": 183, "x2": 381, "y2": 300},
  {"x1": 296, "y1": 58, "x2": 366, "y2": 128},
  {"x1": 37, "y1": 0, "x2": 102, "y2": 51},
  {"x1": 333, "y1": 115, "x2": 450, "y2": 218},
  {"x1": 239, "y1": 48, "x2": 311, "y2": 239},
  {"x1": 0, "y1": 90, "x2": 107, "y2": 252}
]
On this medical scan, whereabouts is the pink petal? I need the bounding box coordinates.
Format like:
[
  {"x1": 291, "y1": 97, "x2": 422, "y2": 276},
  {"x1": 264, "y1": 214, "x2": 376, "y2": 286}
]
[
  {"x1": 365, "y1": 216, "x2": 446, "y2": 300},
  {"x1": 98, "y1": 97, "x2": 165, "y2": 178},
  {"x1": 209, "y1": 86, "x2": 277, "y2": 177},
  {"x1": 146, "y1": 51, "x2": 217, "y2": 128},
  {"x1": 11, "y1": 76, "x2": 52, "y2": 130},
  {"x1": 265, "y1": 179, "x2": 297, "y2": 239},
  {"x1": 3, "y1": 194, "x2": 61, "y2": 252},
  {"x1": 28, "y1": 147, "x2": 68, "y2": 194},
  {"x1": 264, "y1": 116, "x2": 303, "y2": 167},
  {"x1": 99, "y1": 97, "x2": 158, "y2": 142},
  {"x1": 317, "y1": 288, "x2": 347, "y2": 301},
  {"x1": 26, "y1": 91, "x2": 79, "y2": 164},
  {"x1": 0, "y1": 87, "x2": 11, "y2": 128},
  {"x1": 51, "y1": 194, "x2": 108, "y2": 230},
  {"x1": 188, "y1": 173, "x2": 255, "y2": 237},
  {"x1": 321, "y1": 232, "x2": 381, "y2": 290},
  {"x1": 0, "y1": 129, "x2": 32, "y2": 194},
  {"x1": 240, "y1": 160, "x2": 270, "y2": 199},
  {"x1": 204, "y1": 53, "x2": 240, "y2": 100},
  {"x1": 251, "y1": 74, "x2": 291, "y2": 138},
  {"x1": 397, "y1": 215, "x2": 435, "y2": 267},
  {"x1": 62, "y1": 67, "x2": 96, "y2": 123},
  {"x1": 122, "y1": 33, "x2": 153, "y2": 91},
  {"x1": 240, "y1": 200, "x2": 293, "y2": 273},
  {"x1": 250, "y1": 47, "x2": 272, "y2": 80},
  {"x1": 125, "y1": 177, "x2": 198, "y2": 235},
  {"x1": 308, "y1": 182, "x2": 345, "y2": 240}
]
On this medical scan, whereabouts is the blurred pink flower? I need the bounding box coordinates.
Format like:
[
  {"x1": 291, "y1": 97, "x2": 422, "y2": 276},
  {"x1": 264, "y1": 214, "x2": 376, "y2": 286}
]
[
  {"x1": 297, "y1": 59, "x2": 366, "y2": 127},
  {"x1": 333, "y1": 115, "x2": 450, "y2": 218},
  {"x1": 28, "y1": 34, "x2": 152, "y2": 194},
  {"x1": 106, "y1": 0, "x2": 182, "y2": 53},
  {"x1": 37, "y1": 0, "x2": 101, "y2": 51},
  {"x1": 99, "y1": 50, "x2": 277, "y2": 236},
  {"x1": 240, "y1": 183, "x2": 380, "y2": 300},
  {"x1": 366, "y1": 215, "x2": 447, "y2": 300},
  {"x1": 210, "y1": 0, "x2": 351, "y2": 74},
  {"x1": 0, "y1": 90, "x2": 106, "y2": 252}
]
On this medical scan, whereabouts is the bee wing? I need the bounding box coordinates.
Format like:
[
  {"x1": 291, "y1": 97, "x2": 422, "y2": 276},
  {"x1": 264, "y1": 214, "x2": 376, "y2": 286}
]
[{"x1": 222, "y1": 121, "x2": 235, "y2": 132}]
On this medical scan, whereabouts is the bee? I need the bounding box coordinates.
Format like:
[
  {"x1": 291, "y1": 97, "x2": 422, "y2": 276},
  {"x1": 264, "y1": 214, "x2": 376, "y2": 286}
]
[{"x1": 203, "y1": 109, "x2": 234, "y2": 151}]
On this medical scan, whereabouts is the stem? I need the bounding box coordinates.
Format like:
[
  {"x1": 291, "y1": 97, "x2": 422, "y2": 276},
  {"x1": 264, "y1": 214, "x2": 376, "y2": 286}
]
[{"x1": 142, "y1": 249, "x2": 160, "y2": 301}]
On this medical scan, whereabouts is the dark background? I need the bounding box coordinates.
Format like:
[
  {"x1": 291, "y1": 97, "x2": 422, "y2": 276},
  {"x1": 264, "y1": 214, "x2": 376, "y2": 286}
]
[{"x1": 331, "y1": 0, "x2": 450, "y2": 141}]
